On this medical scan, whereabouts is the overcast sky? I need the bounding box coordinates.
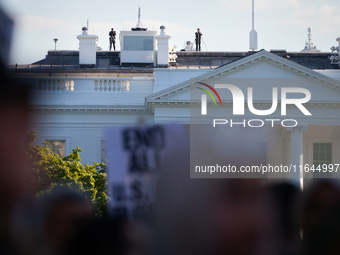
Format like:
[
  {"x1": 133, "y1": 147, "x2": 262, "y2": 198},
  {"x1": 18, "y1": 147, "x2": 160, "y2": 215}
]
[{"x1": 1, "y1": 0, "x2": 340, "y2": 65}]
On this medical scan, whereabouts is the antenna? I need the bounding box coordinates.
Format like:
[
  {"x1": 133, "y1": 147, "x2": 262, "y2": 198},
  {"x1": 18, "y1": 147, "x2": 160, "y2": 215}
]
[
  {"x1": 131, "y1": 7, "x2": 147, "y2": 31},
  {"x1": 301, "y1": 27, "x2": 320, "y2": 52},
  {"x1": 252, "y1": 0, "x2": 254, "y2": 30},
  {"x1": 138, "y1": 7, "x2": 141, "y2": 22},
  {"x1": 136, "y1": 7, "x2": 142, "y2": 28},
  {"x1": 307, "y1": 27, "x2": 312, "y2": 47},
  {"x1": 249, "y1": 0, "x2": 258, "y2": 51}
]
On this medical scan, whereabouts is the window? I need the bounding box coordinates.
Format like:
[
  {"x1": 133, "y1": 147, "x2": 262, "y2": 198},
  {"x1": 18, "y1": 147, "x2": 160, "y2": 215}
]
[
  {"x1": 46, "y1": 140, "x2": 66, "y2": 157},
  {"x1": 124, "y1": 36, "x2": 154, "y2": 51},
  {"x1": 313, "y1": 143, "x2": 332, "y2": 178}
]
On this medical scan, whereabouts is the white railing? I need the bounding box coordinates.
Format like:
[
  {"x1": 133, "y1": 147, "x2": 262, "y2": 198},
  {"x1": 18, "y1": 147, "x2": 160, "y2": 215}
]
[
  {"x1": 35, "y1": 77, "x2": 152, "y2": 93},
  {"x1": 37, "y1": 77, "x2": 134, "y2": 92},
  {"x1": 38, "y1": 79, "x2": 75, "y2": 91},
  {"x1": 94, "y1": 79, "x2": 131, "y2": 92}
]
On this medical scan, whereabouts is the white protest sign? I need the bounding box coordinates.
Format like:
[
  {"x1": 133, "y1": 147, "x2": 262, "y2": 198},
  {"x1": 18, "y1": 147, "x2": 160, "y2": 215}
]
[{"x1": 105, "y1": 124, "x2": 188, "y2": 218}]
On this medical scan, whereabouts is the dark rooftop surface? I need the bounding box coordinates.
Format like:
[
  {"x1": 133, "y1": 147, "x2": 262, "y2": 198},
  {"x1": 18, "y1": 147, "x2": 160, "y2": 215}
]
[
  {"x1": 9, "y1": 50, "x2": 339, "y2": 73},
  {"x1": 176, "y1": 50, "x2": 338, "y2": 70}
]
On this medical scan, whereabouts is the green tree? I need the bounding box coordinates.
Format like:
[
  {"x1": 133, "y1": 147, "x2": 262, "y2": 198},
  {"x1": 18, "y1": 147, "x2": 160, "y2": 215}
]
[{"x1": 24, "y1": 130, "x2": 108, "y2": 217}]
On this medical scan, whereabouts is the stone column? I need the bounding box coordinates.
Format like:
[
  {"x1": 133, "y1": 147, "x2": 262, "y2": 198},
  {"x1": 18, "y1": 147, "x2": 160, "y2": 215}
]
[{"x1": 288, "y1": 126, "x2": 307, "y2": 190}]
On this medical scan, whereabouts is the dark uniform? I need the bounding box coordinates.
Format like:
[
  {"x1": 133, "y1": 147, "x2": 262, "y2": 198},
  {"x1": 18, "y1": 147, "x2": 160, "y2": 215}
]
[
  {"x1": 109, "y1": 29, "x2": 116, "y2": 51},
  {"x1": 195, "y1": 29, "x2": 202, "y2": 51}
]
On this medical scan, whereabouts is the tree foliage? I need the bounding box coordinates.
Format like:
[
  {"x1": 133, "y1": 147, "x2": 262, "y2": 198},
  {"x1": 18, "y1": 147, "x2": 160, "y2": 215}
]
[{"x1": 24, "y1": 130, "x2": 108, "y2": 217}]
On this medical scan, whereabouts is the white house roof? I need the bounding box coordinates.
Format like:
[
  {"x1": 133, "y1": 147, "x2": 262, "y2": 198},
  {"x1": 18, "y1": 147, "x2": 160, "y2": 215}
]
[{"x1": 146, "y1": 50, "x2": 340, "y2": 103}]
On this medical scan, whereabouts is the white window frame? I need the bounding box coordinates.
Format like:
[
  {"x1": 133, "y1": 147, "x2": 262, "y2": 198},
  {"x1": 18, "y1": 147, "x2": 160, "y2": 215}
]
[
  {"x1": 308, "y1": 138, "x2": 336, "y2": 178},
  {"x1": 41, "y1": 136, "x2": 71, "y2": 156}
]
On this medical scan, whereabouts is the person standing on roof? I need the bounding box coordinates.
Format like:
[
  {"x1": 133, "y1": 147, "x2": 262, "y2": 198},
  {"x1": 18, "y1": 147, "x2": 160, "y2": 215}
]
[
  {"x1": 195, "y1": 28, "x2": 202, "y2": 51},
  {"x1": 109, "y1": 28, "x2": 116, "y2": 51}
]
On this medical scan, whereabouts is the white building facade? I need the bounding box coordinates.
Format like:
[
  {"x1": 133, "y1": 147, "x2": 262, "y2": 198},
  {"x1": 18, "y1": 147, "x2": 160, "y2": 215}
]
[{"x1": 11, "y1": 28, "x2": 340, "y2": 184}]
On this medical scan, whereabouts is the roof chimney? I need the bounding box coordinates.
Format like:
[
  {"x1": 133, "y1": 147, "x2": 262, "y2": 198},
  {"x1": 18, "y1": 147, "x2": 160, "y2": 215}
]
[
  {"x1": 155, "y1": 25, "x2": 171, "y2": 68},
  {"x1": 77, "y1": 23, "x2": 98, "y2": 68}
]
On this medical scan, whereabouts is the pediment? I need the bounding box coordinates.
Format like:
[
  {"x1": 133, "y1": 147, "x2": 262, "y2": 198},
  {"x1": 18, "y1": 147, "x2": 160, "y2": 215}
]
[{"x1": 146, "y1": 50, "x2": 340, "y2": 103}]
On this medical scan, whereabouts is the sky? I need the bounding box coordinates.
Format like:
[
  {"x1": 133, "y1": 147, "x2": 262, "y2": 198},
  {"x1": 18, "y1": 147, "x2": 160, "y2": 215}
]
[{"x1": 1, "y1": 0, "x2": 340, "y2": 65}]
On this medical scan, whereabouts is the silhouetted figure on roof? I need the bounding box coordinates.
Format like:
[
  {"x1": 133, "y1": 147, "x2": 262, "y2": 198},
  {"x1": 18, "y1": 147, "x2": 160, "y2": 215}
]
[
  {"x1": 109, "y1": 28, "x2": 116, "y2": 51},
  {"x1": 195, "y1": 28, "x2": 202, "y2": 51}
]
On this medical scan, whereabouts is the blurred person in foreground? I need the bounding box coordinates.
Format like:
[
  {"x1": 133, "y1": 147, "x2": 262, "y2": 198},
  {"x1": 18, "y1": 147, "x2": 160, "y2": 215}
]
[
  {"x1": 298, "y1": 180, "x2": 340, "y2": 255},
  {"x1": 0, "y1": 7, "x2": 36, "y2": 254},
  {"x1": 267, "y1": 183, "x2": 301, "y2": 255},
  {"x1": 152, "y1": 126, "x2": 283, "y2": 255},
  {"x1": 0, "y1": 58, "x2": 32, "y2": 254},
  {"x1": 33, "y1": 186, "x2": 94, "y2": 255}
]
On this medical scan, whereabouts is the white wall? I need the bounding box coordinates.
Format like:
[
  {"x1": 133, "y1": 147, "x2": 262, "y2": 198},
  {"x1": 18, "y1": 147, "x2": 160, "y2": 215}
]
[
  {"x1": 31, "y1": 112, "x2": 154, "y2": 165},
  {"x1": 153, "y1": 69, "x2": 211, "y2": 93}
]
